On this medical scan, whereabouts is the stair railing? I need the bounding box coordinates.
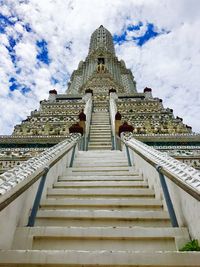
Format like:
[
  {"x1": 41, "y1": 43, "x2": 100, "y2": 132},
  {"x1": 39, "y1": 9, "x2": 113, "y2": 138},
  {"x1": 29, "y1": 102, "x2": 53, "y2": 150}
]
[
  {"x1": 84, "y1": 93, "x2": 93, "y2": 151},
  {"x1": 0, "y1": 133, "x2": 81, "y2": 247},
  {"x1": 117, "y1": 133, "x2": 200, "y2": 237},
  {"x1": 109, "y1": 92, "x2": 118, "y2": 150}
]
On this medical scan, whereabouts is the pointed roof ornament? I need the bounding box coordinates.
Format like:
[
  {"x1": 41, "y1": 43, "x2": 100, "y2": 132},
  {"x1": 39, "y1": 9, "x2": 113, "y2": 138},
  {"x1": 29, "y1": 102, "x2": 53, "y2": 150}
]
[{"x1": 88, "y1": 25, "x2": 115, "y2": 55}]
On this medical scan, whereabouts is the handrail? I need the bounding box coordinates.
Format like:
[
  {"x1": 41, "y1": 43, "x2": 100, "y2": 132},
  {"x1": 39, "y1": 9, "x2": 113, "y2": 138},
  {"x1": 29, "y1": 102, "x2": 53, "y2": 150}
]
[
  {"x1": 0, "y1": 133, "x2": 81, "y2": 211},
  {"x1": 117, "y1": 134, "x2": 200, "y2": 201},
  {"x1": 128, "y1": 133, "x2": 200, "y2": 137},
  {"x1": 84, "y1": 95, "x2": 92, "y2": 140},
  {"x1": 84, "y1": 94, "x2": 93, "y2": 151},
  {"x1": 109, "y1": 93, "x2": 118, "y2": 149}
]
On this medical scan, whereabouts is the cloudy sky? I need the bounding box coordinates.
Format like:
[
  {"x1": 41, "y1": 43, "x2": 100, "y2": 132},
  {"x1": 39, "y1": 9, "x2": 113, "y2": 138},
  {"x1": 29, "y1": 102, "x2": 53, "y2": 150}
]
[{"x1": 0, "y1": 0, "x2": 199, "y2": 134}]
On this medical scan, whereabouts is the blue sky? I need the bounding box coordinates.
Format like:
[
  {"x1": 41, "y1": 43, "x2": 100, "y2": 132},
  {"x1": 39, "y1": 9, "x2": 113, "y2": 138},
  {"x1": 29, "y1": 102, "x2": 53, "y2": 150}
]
[
  {"x1": 3, "y1": 17, "x2": 163, "y2": 94},
  {"x1": 0, "y1": 0, "x2": 200, "y2": 134},
  {"x1": 113, "y1": 22, "x2": 168, "y2": 46}
]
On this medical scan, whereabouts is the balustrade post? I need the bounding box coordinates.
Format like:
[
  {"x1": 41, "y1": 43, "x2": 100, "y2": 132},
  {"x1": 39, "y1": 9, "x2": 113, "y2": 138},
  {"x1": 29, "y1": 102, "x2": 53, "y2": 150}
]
[
  {"x1": 69, "y1": 143, "x2": 77, "y2": 167},
  {"x1": 27, "y1": 166, "x2": 49, "y2": 227},
  {"x1": 156, "y1": 165, "x2": 179, "y2": 227},
  {"x1": 125, "y1": 145, "x2": 132, "y2": 167}
]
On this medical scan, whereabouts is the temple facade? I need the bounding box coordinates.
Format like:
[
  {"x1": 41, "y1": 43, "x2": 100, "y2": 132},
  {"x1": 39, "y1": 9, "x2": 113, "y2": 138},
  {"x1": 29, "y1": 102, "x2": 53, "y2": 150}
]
[{"x1": 0, "y1": 25, "x2": 200, "y2": 173}]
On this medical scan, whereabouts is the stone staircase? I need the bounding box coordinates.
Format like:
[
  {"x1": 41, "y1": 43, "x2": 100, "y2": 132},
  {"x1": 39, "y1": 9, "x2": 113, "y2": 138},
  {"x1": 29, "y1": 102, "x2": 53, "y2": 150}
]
[
  {"x1": 1, "y1": 150, "x2": 199, "y2": 266},
  {"x1": 88, "y1": 111, "x2": 112, "y2": 150}
]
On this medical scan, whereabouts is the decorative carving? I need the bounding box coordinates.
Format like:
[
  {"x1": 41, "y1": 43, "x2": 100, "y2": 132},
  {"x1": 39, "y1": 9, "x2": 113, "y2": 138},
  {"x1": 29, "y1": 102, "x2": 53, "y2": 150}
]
[
  {"x1": 0, "y1": 133, "x2": 81, "y2": 195},
  {"x1": 123, "y1": 133, "x2": 200, "y2": 192}
]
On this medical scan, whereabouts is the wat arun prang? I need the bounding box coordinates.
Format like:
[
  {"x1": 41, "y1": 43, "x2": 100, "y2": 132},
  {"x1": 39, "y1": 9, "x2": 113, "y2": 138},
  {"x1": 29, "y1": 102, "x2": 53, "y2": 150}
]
[{"x1": 0, "y1": 25, "x2": 200, "y2": 173}]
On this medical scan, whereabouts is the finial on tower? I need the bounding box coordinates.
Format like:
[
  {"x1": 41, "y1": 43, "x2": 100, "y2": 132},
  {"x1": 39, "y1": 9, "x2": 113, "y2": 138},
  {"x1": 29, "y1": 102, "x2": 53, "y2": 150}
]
[{"x1": 88, "y1": 25, "x2": 115, "y2": 55}]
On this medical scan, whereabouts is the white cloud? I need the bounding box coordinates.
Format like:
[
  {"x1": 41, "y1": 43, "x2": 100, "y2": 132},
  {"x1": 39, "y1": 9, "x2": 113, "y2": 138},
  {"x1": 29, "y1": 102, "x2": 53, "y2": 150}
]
[
  {"x1": 15, "y1": 42, "x2": 37, "y2": 65},
  {"x1": 0, "y1": 0, "x2": 200, "y2": 134}
]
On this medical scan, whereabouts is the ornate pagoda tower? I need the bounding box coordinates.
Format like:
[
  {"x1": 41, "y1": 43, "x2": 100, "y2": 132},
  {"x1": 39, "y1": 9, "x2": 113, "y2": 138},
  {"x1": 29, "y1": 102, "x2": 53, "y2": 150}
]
[
  {"x1": 0, "y1": 25, "x2": 200, "y2": 173},
  {"x1": 1, "y1": 25, "x2": 200, "y2": 267}
]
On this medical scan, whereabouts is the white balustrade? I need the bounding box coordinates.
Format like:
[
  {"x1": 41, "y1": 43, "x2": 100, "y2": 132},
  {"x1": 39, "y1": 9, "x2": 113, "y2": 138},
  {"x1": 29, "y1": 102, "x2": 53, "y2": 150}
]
[
  {"x1": 122, "y1": 132, "x2": 200, "y2": 239},
  {"x1": 109, "y1": 92, "x2": 118, "y2": 147},
  {"x1": 132, "y1": 133, "x2": 200, "y2": 137},
  {"x1": 83, "y1": 93, "x2": 93, "y2": 139},
  {"x1": 0, "y1": 132, "x2": 81, "y2": 249},
  {"x1": 123, "y1": 132, "x2": 200, "y2": 195},
  {"x1": 0, "y1": 133, "x2": 81, "y2": 196}
]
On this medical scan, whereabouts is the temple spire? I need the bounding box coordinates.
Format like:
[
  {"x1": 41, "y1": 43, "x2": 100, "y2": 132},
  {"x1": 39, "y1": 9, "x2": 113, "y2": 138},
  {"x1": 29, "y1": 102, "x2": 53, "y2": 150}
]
[{"x1": 88, "y1": 25, "x2": 115, "y2": 55}]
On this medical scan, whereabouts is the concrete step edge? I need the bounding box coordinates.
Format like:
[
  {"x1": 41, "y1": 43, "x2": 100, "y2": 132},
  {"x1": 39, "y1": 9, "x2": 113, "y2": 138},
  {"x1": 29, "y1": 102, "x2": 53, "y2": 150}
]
[
  {"x1": 15, "y1": 226, "x2": 189, "y2": 239},
  {"x1": 1, "y1": 250, "x2": 200, "y2": 266},
  {"x1": 36, "y1": 210, "x2": 169, "y2": 219}
]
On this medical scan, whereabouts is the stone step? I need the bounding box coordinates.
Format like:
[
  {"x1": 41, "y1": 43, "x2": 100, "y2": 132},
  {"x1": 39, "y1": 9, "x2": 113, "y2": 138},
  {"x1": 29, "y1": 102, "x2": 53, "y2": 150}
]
[
  {"x1": 92, "y1": 118, "x2": 109, "y2": 120},
  {"x1": 74, "y1": 156, "x2": 127, "y2": 160},
  {"x1": 75, "y1": 152, "x2": 125, "y2": 156},
  {"x1": 12, "y1": 227, "x2": 189, "y2": 251},
  {"x1": 75, "y1": 156, "x2": 126, "y2": 160},
  {"x1": 92, "y1": 117, "x2": 109, "y2": 119},
  {"x1": 87, "y1": 144, "x2": 112, "y2": 148},
  {"x1": 90, "y1": 133, "x2": 110, "y2": 135},
  {"x1": 59, "y1": 176, "x2": 142, "y2": 181},
  {"x1": 90, "y1": 123, "x2": 111, "y2": 127},
  {"x1": 88, "y1": 142, "x2": 112, "y2": 145},
  {"x1": 34, "y1": 218, "x2": 171, "y2": 228},
  {"x1": 91, "y1": 118, "x2": 109, "y2": 120},
  {"x1": 91, "y1": 123, "x2": 110, "y2": 125},
  {"x1": 90, "y1": 124, "x2": 111, "y2": 128},
  {"x1": 91, "y1": 115, "x2": 109, "y2": 117},
  {"x1": 1, "y1": 250, "x2": 200, "y2": 266},
  {"x1": 89, "y1": 138, "x2": 111, "y2": 141},
  {"x1": 88, "y1": 136, "x2": 112, "y2": 140},
  {"x1": 75, "y1": 158, "x2": 127, "y2": 162},
  {"x1": 91, "y1": 126, "x2": 110, "y2": 128},
  {"x1": 91, "y1": 120, "x2": 109, "y2": 122},
  {"x1": 35, "y1": 210, "x2": 170, "y2": 228},
  {"x1": 90, "y1": 129, "x2": 111, "y2": 132},
  {"x1": 89, "y1": 135, "x2": 111, "y2": 139},
  {"x1": 92, "y1": 114, "x2": 109, "y2": 115},
  {"x1": 90, "y1": 130, "x2": 110, "y2": 132},
  {"x1": 53, "y1": 180, "x2": 148, "y2": 188},
  {"x1": 90, "y1": 133, "x2": 111, "y2": 136},
  {"x1": 92, "y1": 114, "x2": 109, "y2": 116},
  {"x1": 89, "y1": 137, "x2": 111, "y2": 140},
  {"x1": 91, "y1": 122, "x2": 110, "y2": 125},
  {"x1": 90, "y1": 129, "x2": 111, "y2": 131},
  {"x1": 73, "y1": 163, "x2": 128, "y2": 167},
  {"x1": 47, "y1": 188, "x2": 155, "y2": 197},
  {"x1": 73, "y1": 162, "x2": 129, "y2": 166},
  {"x1": 92, "y1": 113, "x2": 109, "y2": 114},
  {"x1": 91, "y1": 124, "x2": 110, "y2": 127},
  {"x1": 88, "y1": 146, "x2": 112, "y2": 150},
  {"x1": 88, "y1": 145, "x2": 112, "y2": 148},
  {"x1": 89, "y1": 133, "x2": 111, "y2": 136},
  {"x1": 89, "y1": 134, "x2": 111, "y2": 136},
  {"x1": 76, "y1": 152, "x2": 126, "y2": 158},
  {"x1": 90, "y1": 129, "x2": 110, "y2": 131},
  {"x1": 90, "y1": 125, "x2": 110, "y2": 128},
  {"x1": 67, "y1": 166, "x2": 134, "y2": 172},
  {"x1": 74, "y1": 158, "x2": 127, "y2": 162},
  {"x1": 40, "y1": 198, "x2": 163, "y2": 210},
  {"x1": 64, "y1": 171, "x2": 137, "y2": 176},
  {"x1": 89, "y1": 136, "x2": 111, "y2": 139},
  {"x1": 92, "y1": 119, "x2": 109, "y2": 120},
  {"x1": 36, "y1": 209, "x2": 169, "y2": 219}
]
